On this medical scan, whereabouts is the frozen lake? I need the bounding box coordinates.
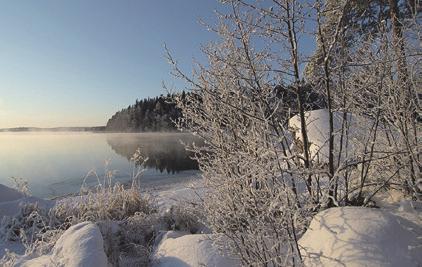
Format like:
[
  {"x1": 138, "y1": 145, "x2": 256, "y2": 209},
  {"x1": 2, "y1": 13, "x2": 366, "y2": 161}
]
[{"x1": 0, "y1": 132, "x2": 200, "y2": 198}]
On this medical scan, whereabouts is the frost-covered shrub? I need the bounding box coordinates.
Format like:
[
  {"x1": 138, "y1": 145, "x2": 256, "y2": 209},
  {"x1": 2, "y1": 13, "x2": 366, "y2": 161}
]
[
  {"x1": 0, "y1": 202, "x2": 52, "y2": 244},
  {"x1": 0, "y1": 187, "x2": 158, "y2": 266},
  {"x1": 160, "y1": 204, "x2": 206, "y2": 234},
  {"x1": 49, "y1": 183, "x2": 158, "y2": 266},
  {"x1": 51, "y1": 183, "x2": 156, "y2": 223},
  {"x1": 50, "y1": 149, "x2": 154, "y2": 224},
  {"x1": 168, "y1": 0, "x2": 421, "y2": 264},
  {"x1": 118, "y1": 212, "x2": 159, "y2": 266},
  {"x1": 0, "y1": 151, "x2": 159, "y2": 266},
  {"x1": 0, "y1": 202, "x2": 65, "y2": 266},
  {"x1": 94, "y1": 212, "x2": 160, "y2": 266},
  {"x1": 10, "y1": 177, "x2": 31, "y2": 197},
  {"x1": 96, "y1": 203, "x2": 207, "y2": 266},
  {"x1": 0, "y1": 250, "x2": 18, "y2": 267}
]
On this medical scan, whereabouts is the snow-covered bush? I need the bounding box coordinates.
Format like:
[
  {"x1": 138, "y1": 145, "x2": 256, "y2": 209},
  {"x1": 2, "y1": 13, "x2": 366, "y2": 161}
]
[
  {"x1": 1, "y1": 203, "x2": 47, "y2": 243},
  {"x1": 51, "y1": 183, "x2": 156, "y2": 224},
  {"x1": 1, "y1": 146, "x2": 210, "y2": 266},
  {"x1": 97, "y1": 202, "x2": 207, "y2": 266},
  {"x1": 0, "y1": 202, "x2": 64, "y2": 266},
  {"x1": 160, "y1": 204, "x2": 206, "y2": 234},
  {"x1": 167, "y1": 0, "x2": 420, "y2": 265},
  {"x1": 51, "y1": 152, "x2": 153, "y2": 224},
  {"x1": 10, "y1": 177, "x2": 30, "y2": 198},
  {"x1": 0, "y1": 150, "x2": 162, "y2": 266},
  {"x1": 116, "y1": 212, "x2": 159, "y2": 266}
]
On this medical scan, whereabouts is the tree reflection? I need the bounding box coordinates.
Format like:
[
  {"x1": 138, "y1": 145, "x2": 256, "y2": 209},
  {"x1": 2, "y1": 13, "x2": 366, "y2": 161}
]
[{"x1": 106, "y1": 133, "x2": 201, "y2": 174}]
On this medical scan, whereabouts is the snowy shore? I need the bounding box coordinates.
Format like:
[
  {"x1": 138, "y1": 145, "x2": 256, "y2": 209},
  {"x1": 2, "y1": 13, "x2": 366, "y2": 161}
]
[{"x1": 1, "y1": 175, "x2": 421, "y2": 266}]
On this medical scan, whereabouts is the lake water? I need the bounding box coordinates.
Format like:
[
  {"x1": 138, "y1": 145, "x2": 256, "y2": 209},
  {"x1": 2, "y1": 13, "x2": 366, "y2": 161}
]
[{"x1": 0, "y1": 132, "x2": 201, "y2": 198}]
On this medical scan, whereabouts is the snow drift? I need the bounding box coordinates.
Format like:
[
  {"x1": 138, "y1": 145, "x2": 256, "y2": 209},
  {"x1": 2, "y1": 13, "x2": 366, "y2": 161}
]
[
  {"x1": 299, "y1": 207, "x2": 422, "y2": 267},
  {"x1": 0, "y1": 184, "x2": 53, "y2": 218},
  {"x1": 288, "y1": 109, "x2": 377, "y2": 163},
  {"x1": 0, "y1": 184, "x2": 24, "y2": 203},
  {"x1": 16, "y1": 222, "x2": 108, "y2": 267},
  {"x1": 152, "y1": 231, "x2": 240, "y2": 267}
]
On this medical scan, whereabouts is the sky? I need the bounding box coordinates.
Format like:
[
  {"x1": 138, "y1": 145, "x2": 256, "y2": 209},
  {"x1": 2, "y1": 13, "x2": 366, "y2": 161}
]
[{"x1": 0, "y1": 0, "x2": 221, "y2": 128}]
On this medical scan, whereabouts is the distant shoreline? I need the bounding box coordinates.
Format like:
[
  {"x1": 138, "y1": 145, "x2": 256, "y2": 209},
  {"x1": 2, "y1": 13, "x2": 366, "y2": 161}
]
[
  {"x1": 0, "y1": 126, "x2": 107, "y2": 132},
  {"x1": 0, "y1": 127, "x2": 190, "y2": 134}
]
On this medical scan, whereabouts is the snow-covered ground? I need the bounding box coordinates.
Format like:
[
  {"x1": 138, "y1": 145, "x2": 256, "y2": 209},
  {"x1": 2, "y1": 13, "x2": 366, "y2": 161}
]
[
  {"x1": 147, "y1": 178, "x2": 205, "y2": 211},
  {"x1": 2, "y1": 180, "x2": 420, "y2": 267},
  {"x1": 0, "y1": 186, "x2": 55, "y2": 260},
  {"x1": 299, "y1": 206, "x2": 422, "y2": 267},
  {"x1": 0, "y1": 185, "x2": 24, "y2": 203},
  {"x1": 151, "y1": 231, "x2": 240, "y2": 267},
  {"x1": 0, "y1": 196, "x2": 54, "y2": 219},
  {"x1": 15, "y1": 222, "x2": 108, "y2": 267}
]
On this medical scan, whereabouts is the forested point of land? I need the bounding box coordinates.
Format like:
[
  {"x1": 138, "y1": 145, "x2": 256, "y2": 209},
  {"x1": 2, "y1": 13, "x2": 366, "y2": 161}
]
[
  {"x1": 105, "y1": 86, "x2": 326, "y2": 132},
  {"x1": 105, "y1": 93, "x2": 185, "y2": 132}
]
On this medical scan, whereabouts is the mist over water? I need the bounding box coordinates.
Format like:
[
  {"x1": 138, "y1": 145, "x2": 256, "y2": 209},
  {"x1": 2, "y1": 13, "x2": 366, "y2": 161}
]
[
  {"x1": 106, "y1": 133, "x2": 200, "y2": 173},
  {"x1": 0, "y1": 132, "x2": 201, "y2": 198}
]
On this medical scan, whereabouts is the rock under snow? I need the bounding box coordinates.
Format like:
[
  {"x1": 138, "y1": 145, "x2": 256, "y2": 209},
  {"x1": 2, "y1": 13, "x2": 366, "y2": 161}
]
[
  {"x1": 288, "y1": 109, "x2": 376, "y2": 163},
  {"x1": 299, "y1": 207, "x2": 422, "y2": 267},
  {"x1": 17, "y1": 222, "x2": 108, "y2": 267},
  {"x1": 152, "y1": 231, "x2": 240, "y2": 267}
]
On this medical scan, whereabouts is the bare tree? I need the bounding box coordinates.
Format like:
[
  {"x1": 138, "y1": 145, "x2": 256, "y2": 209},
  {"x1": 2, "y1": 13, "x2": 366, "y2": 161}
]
[{"x1": 166, "y1": 0, "x2": 421, "y2": 265}]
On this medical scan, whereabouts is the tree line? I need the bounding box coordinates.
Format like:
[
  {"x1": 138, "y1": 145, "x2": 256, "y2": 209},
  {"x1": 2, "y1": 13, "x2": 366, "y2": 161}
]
[
  {"x1": 106, "y1": 87, "x2": 325, "y2": 132},
  {"x1": 105, "y1": 92, "x2": 188, "y2": 132}
]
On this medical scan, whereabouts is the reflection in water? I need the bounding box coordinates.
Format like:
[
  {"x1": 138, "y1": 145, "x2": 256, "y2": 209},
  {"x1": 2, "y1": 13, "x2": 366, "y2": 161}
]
[{"x1": 106, "y1": 133, "x2": 201, "y2": 174}]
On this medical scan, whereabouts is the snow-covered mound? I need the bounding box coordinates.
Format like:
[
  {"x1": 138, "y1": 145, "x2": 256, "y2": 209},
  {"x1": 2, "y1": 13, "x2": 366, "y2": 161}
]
[
  {"x1": 289, "y1": 109, "x2": 374, "y2": 163},
  {"x1": 0, "y1": 184, "x2": 53, "y2": 218},
  {"x1": 17, "y1": 222, "x2": 108, "y2": 267},
  {"x1": 0, "y1": 184, "x2": 24, "y2": 203},
  {"x1": 152, "y1": 179, "x2": 205, "y2": 211},
  {"x1": 299, "y1": 207, "x2": 422, "y2": 267},
  {"x1": 0, "y1": 196, "x2": 54, "y2": 218},
  {"x1": 152, "y1": 231, "x2": 240, "y2": 267}
]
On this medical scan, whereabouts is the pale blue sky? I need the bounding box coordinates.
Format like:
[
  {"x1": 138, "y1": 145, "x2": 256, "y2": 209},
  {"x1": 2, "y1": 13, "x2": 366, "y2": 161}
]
[
  {"x1": 0, "y1": 0, "x2": 220, "y2": 128},
  {"x1": 0, "y1": 1, "x2": 317, "y2": 128}
]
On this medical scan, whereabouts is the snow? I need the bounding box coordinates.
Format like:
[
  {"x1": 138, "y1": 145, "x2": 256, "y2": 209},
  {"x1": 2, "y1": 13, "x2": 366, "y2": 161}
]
[
  {"x1": 0, "y1": 196, "x2": 54, "y2": 218},
  {"x1": 0, "y1": 241, "x2": 25, "y2": 260},
  {"x1": 0, "y1": 184, "x2": 54, "y2": 259},
  {"x1": 288, "y1": 109, "x2": 372, "y2": 163},
  {"x1": 16, "y1": 222, "x2": 108, "y2": 267},
  {"x1": 0, "y1": 184, "x2": 24, "y2": 203},
  {"x1": 150, "y1": 179, "x2": 205, "y2": 211},
  {"x1": 3, "y1": 179, "x2": 421, "y2": 267},
  {"x1": 299, "y1": 207, "x2": 422, "y2": 267},
  {"x1": 152, "y1": 231, "x2": 240, "y2": 267},
  {"x1": 0, "y1": 184, "x2": 54, "y2": 218}
]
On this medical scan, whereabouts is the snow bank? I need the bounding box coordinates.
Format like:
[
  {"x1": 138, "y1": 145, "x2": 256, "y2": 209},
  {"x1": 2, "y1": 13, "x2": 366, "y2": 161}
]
[
  {"x1": 17, "y1": 222, "x2": 108, "y2": 267},
  {"x1": 0, "y1": 196, "x2": 54, "y2": 218},
  {"x1": 299, "y1": 207, "x2": 422, "y2": 267},
  {"x1": 0, "y1": 184, "x2": 53, "y2": 218},
  {"x1": 152, "y1": 231, "x2": 240, "y2": 267},
  {"x1": 0, "y1": 184, "x2": 24, "y2": 203},
  {"x1": 152, "y1": 179, "x2": 205, "y2": 211},
  {"x1": 288, "y1": 109, "x2": 373, "y2": 163}
]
